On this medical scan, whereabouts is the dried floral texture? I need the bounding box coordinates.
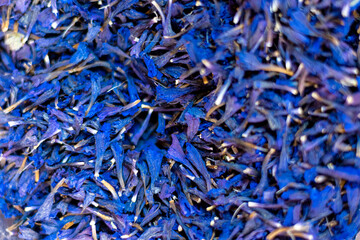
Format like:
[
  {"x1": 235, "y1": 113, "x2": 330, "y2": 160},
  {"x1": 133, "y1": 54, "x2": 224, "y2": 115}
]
[{"x1": 0, "y1": 0, "x2": 360, "y2": 239}]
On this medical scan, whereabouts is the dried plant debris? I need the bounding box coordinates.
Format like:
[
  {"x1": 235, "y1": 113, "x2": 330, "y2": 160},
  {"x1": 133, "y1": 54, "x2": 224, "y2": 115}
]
[{"x1": 1, "y1": 0, "x2": 360, "y2": 239}]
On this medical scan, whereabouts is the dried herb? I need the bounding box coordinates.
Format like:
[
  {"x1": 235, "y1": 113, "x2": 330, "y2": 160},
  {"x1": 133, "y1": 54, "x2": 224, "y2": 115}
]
[{"x1": 0, "y1": 0, "x2": 360, "y2": 239}]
